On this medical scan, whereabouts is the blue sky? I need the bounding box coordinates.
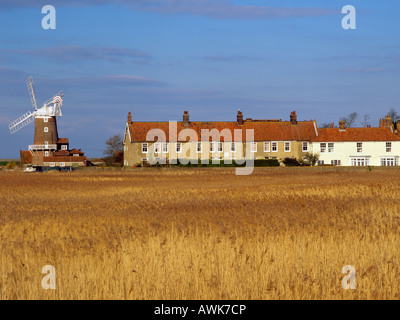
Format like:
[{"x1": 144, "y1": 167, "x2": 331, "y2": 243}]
[{"x1": 1, "y1": 0, "x2": 400, "y2": 158}]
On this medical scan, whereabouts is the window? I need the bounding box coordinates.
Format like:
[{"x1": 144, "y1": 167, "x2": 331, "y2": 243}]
[
  {"x1": 328, "y1": 143, "x2": 334, "y2": 153},
  {"x1": 197, "y1": 142, "x2": 202, "y2": 153},
  {"x1": 50, "y1": 162, "x2": 55, "y2": 167},
  {"x1": 351, "y1": 157, "x2": 369, "y2": 166},
  {"x1": 264, "y1": 142, "x2": 270, "y2": 152},
  {"x1": 154, "y1": 142, "x2": 161, "y2": 154},
  {"x1": 284, "y1": 142, "x2": 291, "y2": 152},
  {"x1": 331, "y1": 160, "x2": 341, "y2": 166},
  {"x1": 162, "y1": 142, "x2": 168, "y2": 154},
  {"x1": 271, "y1": 142, "x2": 278, "y2": 152},
  {"x1": 231, "y1": 142, "x2": 236, "y2": 152},
  {"x1": 250, "y1": 142, "x2": 257, "y2": 153},
  {"x1": 45, "y1": 151, "x2": 49, "y2": 157},
  {"x1": 60, "y1": 162, "x2": 65, "y2": 167},
  {"x1": 176, "y1": 142, "x2": 182, "y2": 153},
  {"x1": 386, "y1": 142, "x2": 392, "y2": 153},
  {"x1": 142, "y1": 143, "x2": 148, "y2": 153},
  {"x1": 381, "y1": 157, "x2": 397, "y2": 166},
  {"x1": 44, "y1": 118, "x2": 48, "y2": 123},
  {"x1": 44, "y1": 141, "x2": 49, "y2": 146},
  {"x1": 320, "y1": 143, "x2": 326, "y2": 153},
  {"x1": 210, "y1": 142, "x2": 215, "y2": 153},
  {"x1": 61, "y1": 145, "x2": 67, "y2": 150},
  {"x1": 318, "y1": 160, "x2": 324, "y2": 166},
  {"x1": 217, "y1": 142, "x2": 223, "y2": 152},
  {"x1": 44, "y1": 127, "x2": 48, "y2": 133},
  {"x1": 302, "y1": 142, "x2": 308, "y2": 152},
  {"x1": 357, "y1": 142, "x2": 363, "y2": 153},
  {"x1": 141, "y1": 158, "x2": 148, "y2": 162}
]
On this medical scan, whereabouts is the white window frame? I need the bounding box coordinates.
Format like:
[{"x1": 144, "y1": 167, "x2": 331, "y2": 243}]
[
  {"x1": 44, "y1": 118, "x2": 48, "y2": 123},
  {"x1": 60, "y1": 162, "x2": 65, "y2": 167},
  {"x1": 302, "y1": 142, "x2": 308, "y2": 152},
  {"x1": 386, "y1": 142, "x2": 392, "y2": 153},
  {"x1": 231, "y1": 142, "x2": 236, "y2": 153},
  {"x1": 264, "y1": 142, "x2": 270, "y2": 152},
  {"x1": 61, "y1": 145, "x2": 67, "y2": 150},
  {"x1": 50, "y1": 162, "x2": 55, "y2": 167},
  {"x1": 284, "y1": 141, "x2": 291, "y2": 152},
  {"x1": 210, "y1": 142, "x2": 215, "y2": 153},
  {"x1": 320, "y1": 143, "x2": 326, "y2": 153},
  {"x1": 217, "y1": 142, "x2": 223, "y2": 153},
  {"x1": 44, "y1": 127, "x2": 48, "y2": 133},
  {"x1": 250, "y1": 142, "x2": 257, "y2": 153},
  {"x1": 381, "y1": 157, "x2": 396, "y2": 166},
  {"x1": 357, "y1": 142, "x2": 363, "y2": 153},
  {"x1": 162, "y1": 142, "x2": 168, "y2": 154},
  {"x1": 351, "y1": 157, "x2": 369, "y2": 166},
  {"x1": 196, "y1": 142, "x2": 202, "y2": 153},
  {"x1": 142, "y1": 143, "x2": 148, "y2": 154},
  {"x1": 154, "y1": 142, "x2": 161, "y2": 154},
  {"x1": 328, "y1": 143, "x2": 334, "y2": 153},
  {"x1": 44, "y1": 151, "x2": 49, "y2": 157},
  {"x1": 271, "y1": 142, "x2": 278, "y2": 152},
  {"x1": 176, "y1": 142, "x2": 182, "y2": 153}
]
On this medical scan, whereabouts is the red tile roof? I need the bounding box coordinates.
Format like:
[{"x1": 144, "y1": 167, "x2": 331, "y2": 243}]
[
  {"x1": 311, "y1": 127, "x2": 400, "y2": 142},
  {"x1": 69, "y1": 148, "x2": 85, "y2": 155},
  {"x1": 127, "y1": 120, "x2": 318, "y2": 142},
  {"x1": 57, "y1": 138, "x2": 69, "y2": 144},
  {"x1": 43, "y1": 156, "x2": 86, "y2": 163}
]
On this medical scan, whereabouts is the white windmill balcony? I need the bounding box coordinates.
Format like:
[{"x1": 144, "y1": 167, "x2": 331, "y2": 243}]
[{"x1": 29, "y1": 144, "x2": 57, "y2": 151}]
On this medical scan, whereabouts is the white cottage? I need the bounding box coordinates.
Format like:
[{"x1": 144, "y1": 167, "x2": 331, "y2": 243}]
[{"x1": 310, "y1": 120, "x2": 400, "y2": 166}]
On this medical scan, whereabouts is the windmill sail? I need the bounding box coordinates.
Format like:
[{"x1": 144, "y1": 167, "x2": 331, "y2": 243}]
[
  {"x1": 9, "y1": 111, "x2": 35, "y2": 134},
  {"x1": 26, "y1": 77, "x2": 37, "y2": 111}
]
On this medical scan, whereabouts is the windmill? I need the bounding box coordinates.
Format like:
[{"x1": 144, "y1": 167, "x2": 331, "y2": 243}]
[
  {"x1": 9, "y1": 77, "x2": 64, "y2": 162},
  {"x1": 9, "y1": 76, "x2": 64, "y2": 134}
]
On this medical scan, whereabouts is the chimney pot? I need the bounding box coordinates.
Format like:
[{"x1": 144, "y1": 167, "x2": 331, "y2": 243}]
[
  {"x1": 237, "y1": 109, "x2": 244, "y2": 125},
  {"x1": 127, "y1": 112, "x2": 132, "y2": 124},
  {"x1": 290, "y1": 111, "x2": 297, "y2": 125},
  {"x1": 183, "y1": 111, "x2": 189, "y2": 127}
]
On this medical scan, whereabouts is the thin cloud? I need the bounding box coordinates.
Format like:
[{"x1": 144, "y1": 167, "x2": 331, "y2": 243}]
[
  {"x1": 0, "y1": 0, "x2": 340, "y2": 20},
  {"x1": 0, "y1": 46, "x2": 151, "y2": 63}
]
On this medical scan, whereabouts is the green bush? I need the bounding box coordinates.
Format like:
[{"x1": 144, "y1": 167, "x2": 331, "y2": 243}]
[
  {"x1": 283, "y1": 157, "x2": 300, "y2": 166},
  {"x1": 6, "y1": 162, "x2": 16, "y2": 169}
]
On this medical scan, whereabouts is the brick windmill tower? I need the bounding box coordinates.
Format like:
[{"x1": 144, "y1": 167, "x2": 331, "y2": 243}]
[{"x1": 9, "y1": 77, "x2": 87, "y2": 169}]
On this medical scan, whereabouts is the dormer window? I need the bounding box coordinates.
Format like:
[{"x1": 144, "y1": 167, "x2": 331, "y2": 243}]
[{"x1": 61, "y1": 145, "x2": 67, "y2": 151}]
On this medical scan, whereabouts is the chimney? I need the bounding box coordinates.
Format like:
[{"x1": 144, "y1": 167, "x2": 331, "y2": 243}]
[
  {"x1": 385, "y1": 114, "x2": 392, "y2": 129},
  {"x1": 127, "y1": 112, "x2": 132, "y2": 124},
  {"x1": 183, "y1": 111, "x2": 189, "y2": 127},
  {"x1": 339, "y1": 120, "x2": 346, "y2": 131},
  {"x1": 290, "y1": 111, "x2": 297, "y2": 125},
  {"x1": 237, "y1": 109, "x2": 244, "y2": 126},
  {"x1": 330, "y1": 123, "x2": 334, "y2": 128}
]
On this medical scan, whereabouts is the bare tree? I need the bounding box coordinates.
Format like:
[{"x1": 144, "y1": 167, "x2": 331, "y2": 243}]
[
  {"x1": 320, "y1": 123, "x2": 331, "y2": 128},
  {"x1": 360, "y1": 114, "x2": 370, "y2": 127},
  {"x1": 340, "y1": 112, "x2": 358, "y2": 128},
  {"x1": 103, "y1": 134, "x2": 124, "y2": 164}
]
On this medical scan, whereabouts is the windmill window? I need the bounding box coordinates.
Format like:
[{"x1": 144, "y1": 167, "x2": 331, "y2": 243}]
[
  {"x1": 45, "y1": 151, "x2": 49, "y2": 157},
  {"x1": 44, "y1": 127, "x2": 48, "y2": 133},
  {"x1": 44, "y1": 118, "x2": 48, "y2": 123}
]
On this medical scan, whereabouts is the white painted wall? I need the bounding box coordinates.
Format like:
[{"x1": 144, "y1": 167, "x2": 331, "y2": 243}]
[{"x1": 310, "y1": 141, "x2": 400, "y2": 166}]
